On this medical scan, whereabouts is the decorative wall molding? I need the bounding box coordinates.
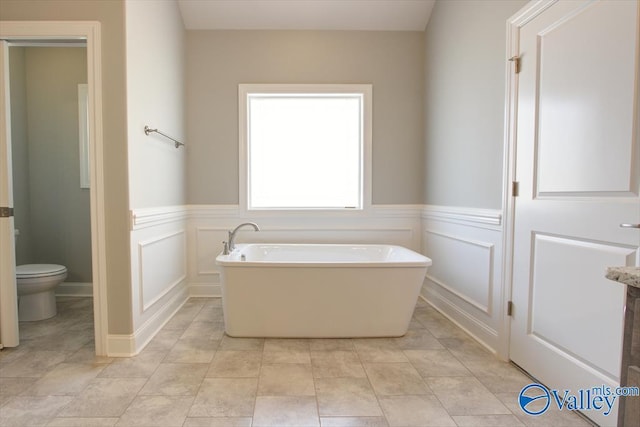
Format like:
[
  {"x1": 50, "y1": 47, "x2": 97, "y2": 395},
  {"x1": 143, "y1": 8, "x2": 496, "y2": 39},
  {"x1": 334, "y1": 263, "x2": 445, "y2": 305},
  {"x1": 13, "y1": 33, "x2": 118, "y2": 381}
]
[
  {"x1": 194, "y1": 227, "x2": 226, "y2": 276},
  {"x1": 423, "y1": 230, "x2": 494, "y2": 315},
  {"x1": 128, "y1": 205, "x2": 189, "y2": 355},
  {"x1": 422, "y1": 204, "x2": 502, "y2": 228},
  {"x1": 138, "y1": 230, "x2": 187, "y2": 312},
  {"x1": 421, "y1": 208, "x2": 505, "y2": 354},
  {"x1": 130, "y1": 205, "x2": 188, "y2": 230},
  {"x1": 128, "y1": 203, "x2": 508, "y2": 356}
]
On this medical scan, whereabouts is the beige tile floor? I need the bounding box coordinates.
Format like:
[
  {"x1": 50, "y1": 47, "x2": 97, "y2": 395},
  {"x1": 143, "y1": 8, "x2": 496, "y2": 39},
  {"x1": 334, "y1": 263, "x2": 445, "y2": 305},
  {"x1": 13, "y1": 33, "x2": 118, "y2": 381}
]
[{"x1": 0, "y1": 297, "x2": 593, "y2": 427}]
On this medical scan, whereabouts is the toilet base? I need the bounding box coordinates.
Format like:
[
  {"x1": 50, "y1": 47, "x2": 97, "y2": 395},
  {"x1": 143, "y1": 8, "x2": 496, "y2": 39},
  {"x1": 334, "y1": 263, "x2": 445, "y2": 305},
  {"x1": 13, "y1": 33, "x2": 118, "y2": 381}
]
[{"x1": 18, "y1": 291, "x2": 57, "y2": 321}]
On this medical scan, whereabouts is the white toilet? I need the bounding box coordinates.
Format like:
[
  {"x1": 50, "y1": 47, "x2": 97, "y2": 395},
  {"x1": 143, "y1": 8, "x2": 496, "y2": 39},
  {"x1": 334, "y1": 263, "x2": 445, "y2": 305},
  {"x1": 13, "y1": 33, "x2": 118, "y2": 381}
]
[{"x1": 16, "y1": 264, "x2": 67, "y2": 321}]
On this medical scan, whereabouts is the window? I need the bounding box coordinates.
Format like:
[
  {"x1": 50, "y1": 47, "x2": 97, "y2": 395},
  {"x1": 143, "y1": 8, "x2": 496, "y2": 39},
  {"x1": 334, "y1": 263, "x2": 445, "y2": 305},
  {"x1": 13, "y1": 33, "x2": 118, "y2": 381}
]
[{"x1": 239, "y1": 84, "x2": 372, "y2": 211}]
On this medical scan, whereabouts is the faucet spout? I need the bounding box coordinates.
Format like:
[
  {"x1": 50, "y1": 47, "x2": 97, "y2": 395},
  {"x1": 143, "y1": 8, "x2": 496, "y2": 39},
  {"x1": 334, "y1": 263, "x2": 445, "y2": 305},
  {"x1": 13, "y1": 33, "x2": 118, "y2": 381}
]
[{"x1": 228, "y1": 222, "x2": 260, "y2": 252}]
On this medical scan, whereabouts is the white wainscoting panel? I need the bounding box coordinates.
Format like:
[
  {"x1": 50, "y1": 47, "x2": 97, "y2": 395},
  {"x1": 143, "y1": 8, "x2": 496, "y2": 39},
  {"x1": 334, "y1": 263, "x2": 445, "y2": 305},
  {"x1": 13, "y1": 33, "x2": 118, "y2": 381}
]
[
  {"x1": 123, "y1": 206, "x2": 189, "y2": 356},
  {"x1": 123, "y1": 204, "x2": 508, "y2": 358},
  {"x1": 421, "y1": 205, "x2": 504, "y2": 356},
  {"x1": 186, "y1": 205, "x2": 423, "y2": 297},
  {"x1": 138, "y1": 230, "x2": 186, "y2": 311},
  {"x1": 424, "y1": 230, "x2": 494, "y2": 314}
]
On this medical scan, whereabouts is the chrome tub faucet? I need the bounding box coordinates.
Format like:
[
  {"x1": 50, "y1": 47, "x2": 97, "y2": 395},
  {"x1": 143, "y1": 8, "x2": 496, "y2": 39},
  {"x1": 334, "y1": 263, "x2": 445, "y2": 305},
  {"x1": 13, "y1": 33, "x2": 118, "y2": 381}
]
[{"x1": 225, "y1": 222, "x2": 260, "y2": 253}]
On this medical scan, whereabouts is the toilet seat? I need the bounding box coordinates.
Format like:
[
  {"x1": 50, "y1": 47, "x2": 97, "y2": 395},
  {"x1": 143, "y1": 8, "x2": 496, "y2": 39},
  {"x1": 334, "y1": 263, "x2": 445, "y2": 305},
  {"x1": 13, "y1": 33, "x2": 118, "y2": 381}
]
[{"x1": 16, "y1": 264, "x2": 67, "y2": 279}]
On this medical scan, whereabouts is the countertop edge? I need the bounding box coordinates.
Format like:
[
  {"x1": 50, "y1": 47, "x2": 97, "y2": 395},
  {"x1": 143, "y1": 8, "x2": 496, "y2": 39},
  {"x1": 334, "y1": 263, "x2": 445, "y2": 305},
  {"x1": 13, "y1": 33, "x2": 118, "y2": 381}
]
[{"x1": 607, "y1": 266, "x2": 640, "y2": 288}]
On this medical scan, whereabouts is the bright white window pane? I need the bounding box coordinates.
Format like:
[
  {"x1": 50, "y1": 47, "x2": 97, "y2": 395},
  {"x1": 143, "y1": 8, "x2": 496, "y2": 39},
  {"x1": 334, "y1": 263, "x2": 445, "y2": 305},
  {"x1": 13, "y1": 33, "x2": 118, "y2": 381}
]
[{"x1": 247, "y1": 94, "x2": 362, "y2": 209}]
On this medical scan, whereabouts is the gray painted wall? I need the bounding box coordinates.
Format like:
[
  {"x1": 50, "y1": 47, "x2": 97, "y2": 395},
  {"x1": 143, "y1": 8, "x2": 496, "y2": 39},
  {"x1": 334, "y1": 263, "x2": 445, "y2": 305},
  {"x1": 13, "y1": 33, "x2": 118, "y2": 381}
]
[
  {"x1": 126, "y1": 0, "x2": 186, "y2": 209},
  {"x1": 8, "y1": 48, "x2": 30, "y2": 266},
  {"x1": 423, "y1": 0, "x2": 527, "y2": 209},
  {"x1": 186, "y1": 30, "x2": 425, "y2": 205},
  {"x1": 10, "y1": 47, "x2": 92, "y2": 283},
  {"x1": 1, "y1": 0, "x2": 133, "y2": 334},
  {"x1": 3, "y1": 0, "x2": 187, "y2": 336}
]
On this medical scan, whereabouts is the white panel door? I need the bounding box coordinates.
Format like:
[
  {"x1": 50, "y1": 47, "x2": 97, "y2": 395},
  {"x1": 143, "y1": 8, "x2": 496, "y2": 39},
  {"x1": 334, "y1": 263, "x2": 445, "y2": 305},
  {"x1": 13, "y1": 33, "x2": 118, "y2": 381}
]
[
  {"x1": 509, "y1": 1, "x2": 640, "y2": 425},
  {"x1": 0, "y1": 40, "x2": 19, "y2": 348}
]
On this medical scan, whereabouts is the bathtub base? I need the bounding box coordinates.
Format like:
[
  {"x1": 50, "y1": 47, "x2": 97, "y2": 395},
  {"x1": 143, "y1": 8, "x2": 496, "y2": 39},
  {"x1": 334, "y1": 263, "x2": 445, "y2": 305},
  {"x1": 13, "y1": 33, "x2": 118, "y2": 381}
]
[{"x1": 220, "y1": 266, "x2": 427, "y2": 338}]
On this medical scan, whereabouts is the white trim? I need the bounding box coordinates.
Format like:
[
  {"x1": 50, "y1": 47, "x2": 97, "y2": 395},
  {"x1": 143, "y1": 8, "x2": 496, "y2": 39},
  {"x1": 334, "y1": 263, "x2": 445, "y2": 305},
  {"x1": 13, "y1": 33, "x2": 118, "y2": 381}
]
[
  {"x1": 499, "y1": 0, "x2": 558, "y2": 362},
  {"x1": 509, "y1": 0, "x2": 558, "y2": 28},
  {"x1": 238, "y1": 84, "x2": 373, "y2": 216},
  {"x1": 133, "y1": 284, "x2": 188, "y2": 355},
  {"x1": 130, "y1": 205, "x2": 188, "y2": 230},
  {"x1": 108, "y1": 285, "x2": 188, "y2": 357},
  {"x1": 0, "y1": 40, "x2": 19, "y2": 347},
  {"x1": 423, "y1": 229, "x2": 495, "y2": 315},
  {"x1": 194, "y1": 227, "x2": 225, "y2": 275},
  {"x1": 78, "y1": 83, "x2": 89, "y2": 189},
  {"x1": 0, "y1": 21, "x2": 108, "y2": 356},
  {"x1": 106, "y1": 333, "x2": 136, "y2": 357},
  {"x1": 419, "y1": 291, "x2": 499, "y2": 357},
  {"x1": 421, "y1": 205, "x2": 502, "y2": 228}
]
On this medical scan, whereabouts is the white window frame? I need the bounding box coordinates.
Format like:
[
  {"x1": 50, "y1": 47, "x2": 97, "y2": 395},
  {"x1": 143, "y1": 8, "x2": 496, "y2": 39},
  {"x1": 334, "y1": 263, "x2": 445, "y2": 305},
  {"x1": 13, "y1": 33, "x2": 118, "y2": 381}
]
[{"x1": 239, "y1": 83, "x2": 372, "y2": 216}]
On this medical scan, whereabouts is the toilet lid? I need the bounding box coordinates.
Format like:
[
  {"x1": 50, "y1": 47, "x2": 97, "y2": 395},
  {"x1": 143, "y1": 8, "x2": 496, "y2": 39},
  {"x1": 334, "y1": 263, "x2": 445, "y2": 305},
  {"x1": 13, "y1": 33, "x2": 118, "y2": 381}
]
[{"x1": 16, "y1": 264, "x2": 67, "y2": 278}]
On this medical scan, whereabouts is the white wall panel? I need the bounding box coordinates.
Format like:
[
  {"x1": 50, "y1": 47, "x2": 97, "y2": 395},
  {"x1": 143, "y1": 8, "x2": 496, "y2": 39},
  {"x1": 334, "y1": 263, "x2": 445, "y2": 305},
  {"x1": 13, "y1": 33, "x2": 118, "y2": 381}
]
[
  {"x1": 128, "y1": 206, "x2": 189, "y2": 355},
  {"x1": 421, "y1": 205, "x2": 504, "y2": 355},
  {"x1": 130, "y1": 204, "x2": 509, "y2": 358},
  {"x1": 424, "y1": 230, "x2": 493, "y2": 314},
  {"x1": 139, "y1": 230, "x2": 186, "y2": 311}
]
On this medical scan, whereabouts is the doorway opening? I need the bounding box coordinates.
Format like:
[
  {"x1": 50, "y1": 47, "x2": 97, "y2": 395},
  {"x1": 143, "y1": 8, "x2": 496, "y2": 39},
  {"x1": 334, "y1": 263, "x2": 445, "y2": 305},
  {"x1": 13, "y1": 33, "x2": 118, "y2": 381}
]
[
  {"x1": 0, "y1": 22, "x2": 108, "y2": 355},
  {"x1": 10, "y1": 43, "x2": 95, "y2": 352}
]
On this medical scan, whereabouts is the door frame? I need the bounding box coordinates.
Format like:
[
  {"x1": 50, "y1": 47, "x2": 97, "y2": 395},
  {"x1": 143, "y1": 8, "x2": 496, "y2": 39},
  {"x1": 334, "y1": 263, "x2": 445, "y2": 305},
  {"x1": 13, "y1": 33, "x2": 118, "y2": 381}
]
[
  {"x1": 0, "y1": 21, "x2": 108, "y2": 355},
  {"x1": 500, "y1": 0, "x2": 557, "y2": 361}
]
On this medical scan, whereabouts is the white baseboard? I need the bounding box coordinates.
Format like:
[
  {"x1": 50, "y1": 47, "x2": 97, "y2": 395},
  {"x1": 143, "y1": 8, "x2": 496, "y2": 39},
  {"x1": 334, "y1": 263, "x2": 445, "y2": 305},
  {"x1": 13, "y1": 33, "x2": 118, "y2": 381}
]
[
  {"x1": 105, "y1": 333, "x2": 136, "y2": 357},
  {"x1": 56, "y1": 282, "x2": 93, "y2": 297},
  {"x1": 107, "y1": 285, "x2": 189, "y2": 357},
  {"x1": 420, "y1": 288, "x2": 499, "y2": 357}
]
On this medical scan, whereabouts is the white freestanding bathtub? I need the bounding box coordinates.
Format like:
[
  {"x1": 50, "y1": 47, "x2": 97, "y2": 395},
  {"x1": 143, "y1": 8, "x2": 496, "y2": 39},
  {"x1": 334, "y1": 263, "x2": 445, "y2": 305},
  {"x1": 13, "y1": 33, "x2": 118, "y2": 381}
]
[{"x1": 215, "y1": 243, "x2": 432, "y2": 338}]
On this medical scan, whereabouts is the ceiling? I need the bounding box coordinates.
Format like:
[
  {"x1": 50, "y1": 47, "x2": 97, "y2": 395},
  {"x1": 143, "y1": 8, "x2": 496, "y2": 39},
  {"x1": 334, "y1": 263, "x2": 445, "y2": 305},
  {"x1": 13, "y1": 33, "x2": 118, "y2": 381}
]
[{"x1": 178, "y1": 0, "x2": 436, "y2": 31}]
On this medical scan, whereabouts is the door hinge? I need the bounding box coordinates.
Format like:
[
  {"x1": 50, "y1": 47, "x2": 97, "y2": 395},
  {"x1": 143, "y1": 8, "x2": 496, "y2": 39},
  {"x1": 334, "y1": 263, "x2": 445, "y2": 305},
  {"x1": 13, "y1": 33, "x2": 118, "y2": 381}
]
[
  {"x1": 512, "y1": 181, "x2": 519, "y2": 197},
  {"x1": 507, "y1": 301, "x2": 513, "y2": 316},
  {"x1": 509, "y1": 55, "x2": 521, "y2": 74},
  {"x1": 0, "y1": 207, "x2": 14, "y2": 218}
]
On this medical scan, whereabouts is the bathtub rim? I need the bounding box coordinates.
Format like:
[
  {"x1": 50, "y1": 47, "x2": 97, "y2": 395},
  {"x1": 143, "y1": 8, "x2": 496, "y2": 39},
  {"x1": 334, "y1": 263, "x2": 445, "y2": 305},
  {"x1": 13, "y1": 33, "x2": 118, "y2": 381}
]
[{"x1": 215, "y1": 243, "x2": 432, "y2": 268}]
